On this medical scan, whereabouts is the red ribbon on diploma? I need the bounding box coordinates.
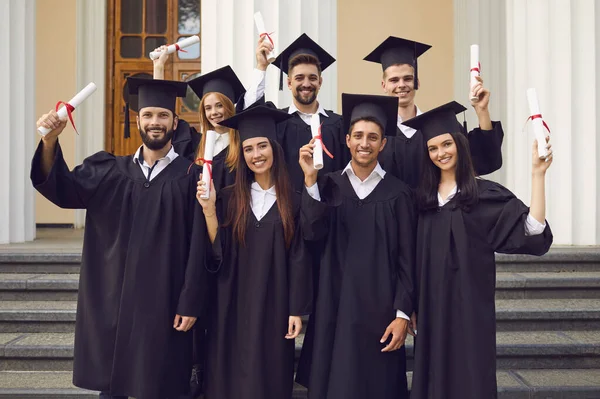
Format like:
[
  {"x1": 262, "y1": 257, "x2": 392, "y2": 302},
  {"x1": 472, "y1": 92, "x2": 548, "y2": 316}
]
[
  {"x1": 55, "y1": 101, "x2": 79, "y2": 135},
  {"x1": 526, "y1": 114, "x2": 551, "y2": 134},
  {"x1": 188, "y1": 158, "x2": 213, "y2": 180},
  {"x1": 260, "y1": 32, "x2": 275, "y2": 46},
  {"x1": 174, "y1": 43, "x2": 188, "y2": 54},
  {"x1": 314, "y1": 123, "x2": 334, "y2": 159},
  {"x1": 470, "y1": 62, "x2": 481, "y2": 75}
]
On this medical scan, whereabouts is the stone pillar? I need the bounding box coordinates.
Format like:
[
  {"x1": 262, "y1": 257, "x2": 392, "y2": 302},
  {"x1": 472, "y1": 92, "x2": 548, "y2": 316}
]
[{"x1": 0, "y1": 0, "x2": 36, "y2": 244}]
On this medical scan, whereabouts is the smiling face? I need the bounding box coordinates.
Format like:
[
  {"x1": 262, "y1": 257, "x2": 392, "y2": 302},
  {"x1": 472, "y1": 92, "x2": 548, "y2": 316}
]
[
  {"x1": 288, "y1": 63, "x2": 322, "y2": 106},
  {"x1": 346, "y1": 119, "x2": 387, "y2": 169},
  {"x1": 427, "y1": 133, "x2": 458, "y2": 171},
  {"x1": 242, "y1": 137, "x2": 274, "y2": 176},
  {"x1": 382, "y1": 64, "x2": 417, "y2": 108},
  {"x1": 202, "y1": 92, "x2": 232, "y2": 130},
  {"x1": 137, "y1": 107, "x2": 177, "y2": 150}
]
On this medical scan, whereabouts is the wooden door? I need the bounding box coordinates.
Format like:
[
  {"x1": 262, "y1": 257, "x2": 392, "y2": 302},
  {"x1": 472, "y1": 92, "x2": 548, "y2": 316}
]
[{"x1": 106, "y1": 0, "x2": 202, "y2": 155}]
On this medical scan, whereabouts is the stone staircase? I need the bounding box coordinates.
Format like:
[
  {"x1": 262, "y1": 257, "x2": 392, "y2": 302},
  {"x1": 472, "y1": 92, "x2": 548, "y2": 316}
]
[{"x1": 0, "y1": 248, "x2": 599, "y2": 398}]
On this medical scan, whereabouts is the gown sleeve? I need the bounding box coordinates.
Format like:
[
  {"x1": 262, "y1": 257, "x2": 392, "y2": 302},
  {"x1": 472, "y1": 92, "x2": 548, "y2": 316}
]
[
  {"x1": 393, "y1": 189, "x2": 418, "y2": 316},
  {"x1": 300, "y1": 174, "x2": 340, "y2": 241},
  {"x1": 468, "y1": 121, "x2": 504, "y2": 176},
  {"x1": 480, "y1": 180, "x2": 553, "y2": 255},
  {"x1": 30, "y1": 139, "x2": 115, "y2": 209},
  {"x1": 288, "y1": 210, "x2": 313, "y2": 316}
]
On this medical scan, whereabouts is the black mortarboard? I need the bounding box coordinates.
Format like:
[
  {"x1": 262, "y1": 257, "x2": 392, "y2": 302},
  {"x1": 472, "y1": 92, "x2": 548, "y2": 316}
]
[
  {"x1": 125, "y1": 77, "x2": 188, "y2": 139},
  {"x1": 219, "y1": 102, "x2": 292, "y2": 143},
  {"x1": 187, "y1": 65, "x2": 246, "y2": 105},
  {"x1": 342, "y1": 93, "x2": 398, "y2": 137},
  {"x1": 401, "y1": 101, "x2": 467, "y2": 142},
  {"x1": 363, "y1": 36, "x2": 431, "y2": 90},
  {"x1": 272, "y1": 33, "x2": 336, "y2": 90}
]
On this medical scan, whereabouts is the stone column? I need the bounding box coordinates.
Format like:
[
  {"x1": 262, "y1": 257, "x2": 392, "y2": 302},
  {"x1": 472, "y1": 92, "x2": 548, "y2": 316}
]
[{"x1": 0, "y1": 0, "x2": 36, "y2": 244}]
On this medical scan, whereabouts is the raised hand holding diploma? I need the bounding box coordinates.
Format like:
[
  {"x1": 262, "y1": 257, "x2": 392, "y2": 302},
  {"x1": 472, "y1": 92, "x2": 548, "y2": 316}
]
[
  {"x1": 149, "y1": 35, "x2": 200, "y2": 60},
  {"x1": 310, "y1": 114, "x2": 324, "y2": 170},
  {"x1": 470, "y1": 44, "x2": 480, "y2": 102},
  {"x1": 254, "y1": 12, "x2": 276, "y2": 63},
  {"x1": 37, "y1": 83, "x2": 97, "y2": 136},
  {"x1": 299, "y1": 138, "x2": 318, "y2": 188},
  {"x1": 199, "y1": 130, "x2": 217, "y2": 200},
  {"x1": 526, "y1": 88, "x2": 551, "y2": 160}
]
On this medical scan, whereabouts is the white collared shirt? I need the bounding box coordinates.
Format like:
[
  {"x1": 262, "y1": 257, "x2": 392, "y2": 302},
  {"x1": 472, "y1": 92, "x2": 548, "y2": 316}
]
[
  {"x1": 305, "y1": 162, "x2": 409, "y2": 321},
  {"x1": 213, "y1": 132, "x2": 230, "y2": 157},
  {"x1": 397, "y1": 105, "x2": 423, "y2": 139},
  {"x1": 288, "y1": 102, "x2": 329, "y2": 126},
  {"x1": 133, "y1": 145, "x2": 178, "y2": 181},
  {"x1": 438, "y1": 185, "x2": 547, "y2": 236},
  {"x1": 250, "y1": 182, "x2": 277, "y2": 221}
]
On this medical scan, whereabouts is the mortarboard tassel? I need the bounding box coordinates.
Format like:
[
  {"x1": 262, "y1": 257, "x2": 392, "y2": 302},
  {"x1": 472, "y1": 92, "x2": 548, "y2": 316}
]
[
  {"x1": 124, "y1": 102, "x2": 130, "y2": 139},
  {"x1": 462, "y1": 112, "x2": 468, "y2": 135},
  {"x1": 279, "y1": 58, "x2": 284, "y2": 91}
]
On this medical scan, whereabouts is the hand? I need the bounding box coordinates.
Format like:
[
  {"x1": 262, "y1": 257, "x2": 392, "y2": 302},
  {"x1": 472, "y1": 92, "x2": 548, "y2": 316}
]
[
  {"x1": 37, "y1": 110, "x2": 68, "y2": 143},
  {"x1": 256, "y1": 36, "x2": 274, "y2": 71},
  {"x1": 196, "y1": 175, "x2": 217, "y2": 213},
  {"x1": 532, "y1": 137, "x2": 553, "y2": 175},
  {"x1": 285, "y1": 316, "x2": 302, "y2": 339},
  {"x1": 470, "y1": 76, "x2": 490, "y2": 113},
  {"x1": 173, "y1": 314, "x2": 197, "y2": 332},
  {"x1": 299, "y1": 138, "x2": 318, "y2": 187},
  {"x1": 153, "y1": 45, "x2": 170, "y2": 69},
  {"x1": 380, "y1": 317, "x2": 408, "y2": 352},
  {"x1": 408, "y1": 312, "x2": 418, "y2": 337}
]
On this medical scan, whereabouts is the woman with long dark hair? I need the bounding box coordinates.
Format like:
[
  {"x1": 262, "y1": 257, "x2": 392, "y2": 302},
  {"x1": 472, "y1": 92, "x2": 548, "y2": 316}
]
[
  {"x1": 405, "y1": 101, "x2": 554, "y2": 399},
  {"x1": 196, "y1": 104, "x2": 312, "y2": 399}
]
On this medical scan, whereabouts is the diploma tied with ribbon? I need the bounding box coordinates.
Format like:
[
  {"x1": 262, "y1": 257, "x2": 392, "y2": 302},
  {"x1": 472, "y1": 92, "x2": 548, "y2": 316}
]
[
  {"x1": 37, "y1": 82, "x2": 97, "y2": 136},
  {"x1": 470, "y1": 44, "x2": 480, "y2": 102},
  {"x1": 200, "y1": 130, "x2": 217, "y2": 199},
  {"x1": 254, "y1": 12, "x2": 276, "y2": 63},
  {"x1": 149, "y1": 36, "x2": 200, "y2": 60},
  {"x1": 526, "y1": 88, "x2": 551, "y2": 160},
  {"x1": 310, "y1": 114, "x2": 324, "y2": 170}
]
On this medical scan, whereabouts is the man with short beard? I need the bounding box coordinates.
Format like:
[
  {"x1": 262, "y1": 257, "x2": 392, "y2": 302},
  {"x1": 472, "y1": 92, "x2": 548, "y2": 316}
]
[
  {"x1": 364, "y1": 36, "x2": 504, "y2": 189},
  {"x1": 254, "y1": 33, "x2": 351, "y2": 192},
  {"x1": 31, "y1": 78, "x2": 209, "y2": 399}
]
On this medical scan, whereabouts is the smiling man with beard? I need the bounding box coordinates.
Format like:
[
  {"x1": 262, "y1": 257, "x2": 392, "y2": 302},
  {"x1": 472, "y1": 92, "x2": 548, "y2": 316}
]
[{"x1": 31, "y1": 78, "x2": 209, "y2": 399}]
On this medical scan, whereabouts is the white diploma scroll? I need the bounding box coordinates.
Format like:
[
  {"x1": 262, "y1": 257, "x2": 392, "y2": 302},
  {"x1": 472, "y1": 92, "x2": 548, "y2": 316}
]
[
  {"x1": 200, "y1": 130, "x2": 217, "y2": 199},
  {"x1": 149, "y1": 35, "x2": 200, "y2": 60},
  {"x1": 470, "y1": 44, "x2": 480, "y2": 102},
  {"x1": 526, "y1": 88, "x2": 549, "y2": 159},
  {"x1": 310, "y1": 114, "x2": 324, "y2": 170},
  {"x1": 254, "y1": 12, "x2": 276, "y2": 63},
  {"x1": 37, "y1": 82, "x2": 97, "y2": 136}
]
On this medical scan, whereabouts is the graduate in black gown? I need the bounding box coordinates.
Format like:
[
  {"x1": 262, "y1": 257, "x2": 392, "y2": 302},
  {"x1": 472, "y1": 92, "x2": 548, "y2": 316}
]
[
  {"x1": 32, "y1": 78, "x2": 209, "y2": 399},
  {"x1": 404, "y1": 101, "x2": 554, "y2": 399},
  {"x1": 253, "y1": 33, "x2": 351, "y2": 193},
  {"x1": 296, "y1": 94, "x2": 416, "y2": 399},
  {"x1": 196, "y1": 105, "x2": 312, "y2": 399},
  {"x1": 364, "y1": 36, "x2": 504, "y2": 188}
]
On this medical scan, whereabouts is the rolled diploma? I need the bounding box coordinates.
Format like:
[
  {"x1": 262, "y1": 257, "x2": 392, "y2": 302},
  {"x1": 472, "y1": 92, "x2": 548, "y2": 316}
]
[
  {"x1": 37, "y1": 82, "x2": 97, "y2": 136},
  {"x1": 254, "y1": 12, "x2": 276, "y2": 63},
  {"x1": 200, "y1": 130, "x2": 217, "y2": 199},
  {"x1": 526, "y1": 88, "x2": 549, "y2": 159},
  {"x1": 149, "y1": 35, "x2": 200, "y2": 60},
  {"x1": 310, "y1": 114, "x2": 324, "y2": 170},
  {"x1": 470, "y1": 44, "x2": 479, "y2": 102}
]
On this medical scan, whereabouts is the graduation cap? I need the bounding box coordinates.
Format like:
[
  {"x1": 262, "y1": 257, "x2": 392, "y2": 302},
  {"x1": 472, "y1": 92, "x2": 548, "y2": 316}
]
[
  {"x1": 363, "y1": 36, "x2": 431, "y2": 90},
  {"x1": 401, "y1": 101, "x2": 467, "y2": 142},
  {"x1": 272, "y1": 33, "x2": 336, "y2": 90},
  {"x1": 342, "y1": 93, "x2": 398, "y2": 137},
  {"x1": 187, "y1": 65, "x2": 246, "y2": 105},
  {"x1": 219, "y1": 102, "x2": 292, "y2": 143},
  {"x1": 125, "y1": 78, "x2": 188, "y2": 139}
]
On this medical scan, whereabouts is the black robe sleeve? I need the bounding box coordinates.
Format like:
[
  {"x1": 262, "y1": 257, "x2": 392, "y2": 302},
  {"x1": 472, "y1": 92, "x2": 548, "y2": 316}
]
[
  {"x1": 206, "y1": 187, "x2": 232, "y2": 273},
  {"x1": 30, "y1": 140, "x2": 115, "y2": 209},
  {"x1": 300, "y1": 175, "x2": 340, "y2": 241},
  {"x1": 393, "y1": 189, "x2": 418, "y2": 316},
  {"x1": 480, "y1": 180, "x2": 553, "y2": 255},
  {"x1": 288, "y1": 209, "x2": 313, "y2": 317},
  {"x1": 468, "y1": 121, "x2": 504, "y2": 176}
]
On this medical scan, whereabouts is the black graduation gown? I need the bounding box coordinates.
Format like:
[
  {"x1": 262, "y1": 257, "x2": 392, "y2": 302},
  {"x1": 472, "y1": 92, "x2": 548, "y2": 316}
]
[
  {"x1": 276, "y1": 108, "x2": 351, "y2": 193},
  {"x1": 30, "y1": 141, "x2": 208, "y2": 399},
  {"x1": 379, "y1": 122, "x2": 504, "y2": 189},
  {"x1": 172, "y1": 119, "x2": 201, "y2": 161},
  {"x1": 296, "y1": 171, "x2": 417, "y2": 399},
  {"x1": 204, "y1": 188, "x2": 312, "y2": 399},
  {"x1": 411, "y1": 179, "x2": 553, "y2": 399}
]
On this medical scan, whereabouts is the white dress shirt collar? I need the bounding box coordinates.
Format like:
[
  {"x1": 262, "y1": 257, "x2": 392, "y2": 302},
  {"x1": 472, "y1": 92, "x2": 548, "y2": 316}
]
[{"x1": 397, "y1": 105, "x2": 423, "y2": 139}]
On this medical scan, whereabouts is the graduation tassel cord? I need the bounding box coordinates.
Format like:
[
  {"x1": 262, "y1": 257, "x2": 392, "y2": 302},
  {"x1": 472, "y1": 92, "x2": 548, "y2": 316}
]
[
  {"x1": 124, "y1": 102, "x2": 130, "y2": 139},
  {"x1": 463, "y1": 113, "x2": 468, "y2": 135},
  {"x1": 279, "y1": 58, "x2": 284, "y2": 91}
]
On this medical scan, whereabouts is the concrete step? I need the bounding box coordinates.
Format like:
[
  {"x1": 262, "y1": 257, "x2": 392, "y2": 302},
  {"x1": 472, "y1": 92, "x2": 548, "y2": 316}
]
[
  {"x1": 0, "y1": 274, "x2": 78, "y2": 301},
  {"x1": 0, "y1": 254, "x2": 81, "y2": 274},
  {"x1": 0, "y1": 301, "x2": 76, "y2": 333},
  {"x1": 496, "y1": 272, "x2": 600, "y2": 299},
  {"x1": 1, "y1": 370, "x2": 599, "y2": 398},
  {"x1": 496, "y1": 247, "x2": 600, "y2": 273}
]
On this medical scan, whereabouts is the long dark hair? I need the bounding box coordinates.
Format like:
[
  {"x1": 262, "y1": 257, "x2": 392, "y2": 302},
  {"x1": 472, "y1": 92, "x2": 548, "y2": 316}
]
[
  {"x1": 225, "y1": 138, "x2": 295, "y2": 248},
  {"x1": 416, "y1": 131, "x2": 478, "y2": 212}
]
